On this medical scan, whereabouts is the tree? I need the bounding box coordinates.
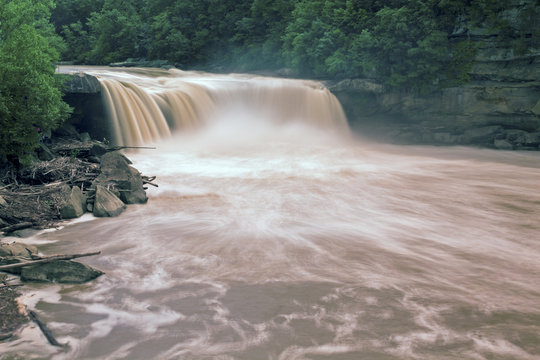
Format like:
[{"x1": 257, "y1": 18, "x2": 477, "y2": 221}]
[
  {"x1": 0, "y1": 0, "x2": 71, "y2": 163},
  {"x1": 86, "y1": 0, "x2": 146, "y2": 64}
]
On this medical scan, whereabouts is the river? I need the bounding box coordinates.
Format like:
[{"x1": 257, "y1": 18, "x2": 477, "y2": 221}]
[{"x1": 1, "y1": 68, "x2": 539, "y2": 359}]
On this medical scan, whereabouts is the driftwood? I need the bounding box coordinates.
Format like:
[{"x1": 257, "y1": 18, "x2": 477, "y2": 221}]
[
  {"x1": 0, "y1": 251, "x2": 101, "y2": 272},
  {"x1": 0, "y1": 222, "x2": 33, "y2": 233},
  {"x1": 142, "y1": 175, "x2": 158, "y2": 187},
  {"x1": 28, "y1": 310, "x2": 63, "y2": 347}
]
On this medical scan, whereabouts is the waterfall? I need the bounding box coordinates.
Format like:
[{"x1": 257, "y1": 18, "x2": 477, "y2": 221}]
[{"x1": 87, "y1": 68, "x2": 348, "y2": 146}]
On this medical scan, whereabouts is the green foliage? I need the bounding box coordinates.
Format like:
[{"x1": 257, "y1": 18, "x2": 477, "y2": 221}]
[
  {"x1": 51, "y1": 0, "x2": 538, "y2": 91},
  {"x1": 0, "y1": 0, "x2": 71, "y2": 162}
]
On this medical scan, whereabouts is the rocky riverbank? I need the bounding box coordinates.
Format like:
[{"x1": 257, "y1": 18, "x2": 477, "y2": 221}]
[{"x1": 0, "y1": 127, "x2": 155, "y2": 342}]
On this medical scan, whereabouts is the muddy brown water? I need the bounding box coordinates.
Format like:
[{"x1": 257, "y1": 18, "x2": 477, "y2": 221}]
[{"x1": 1, "y1": 68, "x2": 539, "y2": 359}]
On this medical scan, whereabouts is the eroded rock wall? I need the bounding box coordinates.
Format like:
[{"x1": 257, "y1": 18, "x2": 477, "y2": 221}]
[{"x1": 331, "y1": 1, "x2": 540, "y2": 150}]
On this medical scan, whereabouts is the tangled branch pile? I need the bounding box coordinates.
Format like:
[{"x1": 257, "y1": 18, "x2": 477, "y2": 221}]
[{"x1": 0, "y1": 137, "x2": 154, "y2": 231}]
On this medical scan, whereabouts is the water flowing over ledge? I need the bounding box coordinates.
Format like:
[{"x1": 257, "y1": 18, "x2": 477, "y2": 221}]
[{"x1": 61, "y1": 66, "x2": 349, "y2": 146}]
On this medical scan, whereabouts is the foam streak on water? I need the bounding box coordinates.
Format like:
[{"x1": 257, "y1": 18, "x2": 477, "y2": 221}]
[{"x1": 2, "y1": 68, "x2": 540, "y2": 360}]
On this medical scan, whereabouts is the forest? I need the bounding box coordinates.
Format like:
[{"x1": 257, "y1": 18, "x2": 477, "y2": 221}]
[
  {"x1": 1, "y1": 0, "x2": 539, "y2": 160},
  {"x1": 52, "y1": 0, "x2": 538, "y2": 85}
]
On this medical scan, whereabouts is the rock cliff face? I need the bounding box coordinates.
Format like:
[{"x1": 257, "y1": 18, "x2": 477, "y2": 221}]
[
  {"x1": 330, "y1": 1, "x2": 540, "y2": 150},
  {"x1": 63, "y1": 73, "x2": 101, "y2": 94},
  {"x1": 62, "y1": 73, "x2": 109, "y2": 142}
]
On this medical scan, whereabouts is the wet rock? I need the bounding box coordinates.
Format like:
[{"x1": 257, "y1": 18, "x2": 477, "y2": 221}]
[
  {"x1": 93, "y1": 185, "x2": 126, "y2": 217},
  {"x1": 0, "y1": 242, "x2": 38, "y2": 257},
  {"x1": 0, "y1": 242, "x2": 38, "y2": 275},
  {"x1": 59, "y1": 185, "x2": 86, "y2": 219},
  {"x1": 20, "y1": 260, "x2": 103, "y2": 284},
  {"x1": 93, "y1": 152, "x2": 147, "y2": 204}
]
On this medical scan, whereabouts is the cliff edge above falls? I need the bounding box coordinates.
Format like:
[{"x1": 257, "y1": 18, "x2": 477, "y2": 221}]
[
  {"x1": 63, "y1": 72, "x2": 101, "y2": 94},
  {"x1": 330, "y1": 2, "x2": 540, "y2": 150},
  {"x1": 61, "y1": 73, "x2": 110, "y2": 142}
]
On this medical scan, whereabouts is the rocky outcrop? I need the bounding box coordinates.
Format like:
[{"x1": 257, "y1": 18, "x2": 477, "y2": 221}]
[
  {"x1": 332, "y1": 1, "x2": 540, "y2": 150},
  {"x1": 63, "y1": 73, "x2": 101, "y2": 94},
  {"x1": 92, "y1": 152, "x2": 148, "y2": 205},
  {"x1": 61, "y1": 72, "x2": 108, "y2": 141}
]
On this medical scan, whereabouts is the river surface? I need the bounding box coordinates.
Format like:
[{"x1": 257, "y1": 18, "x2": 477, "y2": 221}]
[{"x1": 1, "y1": 69, "x2": 540, "y2": 359}]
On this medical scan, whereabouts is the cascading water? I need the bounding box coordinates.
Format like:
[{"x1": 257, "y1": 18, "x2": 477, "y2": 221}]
[
  {"x1": 89, "y1": 67, "x2": 348, "y2": 146},
  {"x1": 1, "y1": 67, "x2": 539, "y2": 360}
]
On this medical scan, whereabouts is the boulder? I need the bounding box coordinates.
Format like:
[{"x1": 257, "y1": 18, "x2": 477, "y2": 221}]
[
  {"x1": 59, "y1": 185, "x2": 86, "y2": 219},
  {"x1": 20, "y1": 260, "x2": 103, "y2": 284},
  {"x1": 89, "y1": 143, "x2": 108, "y2": 157},
  {"x1": 93, "y1": 185, "x2": 126, "y2": 217},
  {"x1": 0, "y1": 242, "x2": 38, "y2": 257},
  {"x1": 93, "y1": 152, "x2": 147, "y2": 204}
]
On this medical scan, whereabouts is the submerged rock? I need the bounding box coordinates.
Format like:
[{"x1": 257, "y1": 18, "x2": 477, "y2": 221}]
[
  {"x1": 93, "y1": 185, "x2": 126, "y2": 217},
  {"x1": 20, "y1": 260, "x2": 103, "y2": 284}
]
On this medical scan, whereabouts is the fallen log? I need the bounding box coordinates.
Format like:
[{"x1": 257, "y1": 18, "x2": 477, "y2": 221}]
[
  {"x1": 0, "y1": 222, "x2": 33, "y2": 234},
  {"x1": 28, "y1": 310, "x2": 63, "y2": 347},
  {"x1": 0, "y1": 251, "x2": 101, "y2": 272}
]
